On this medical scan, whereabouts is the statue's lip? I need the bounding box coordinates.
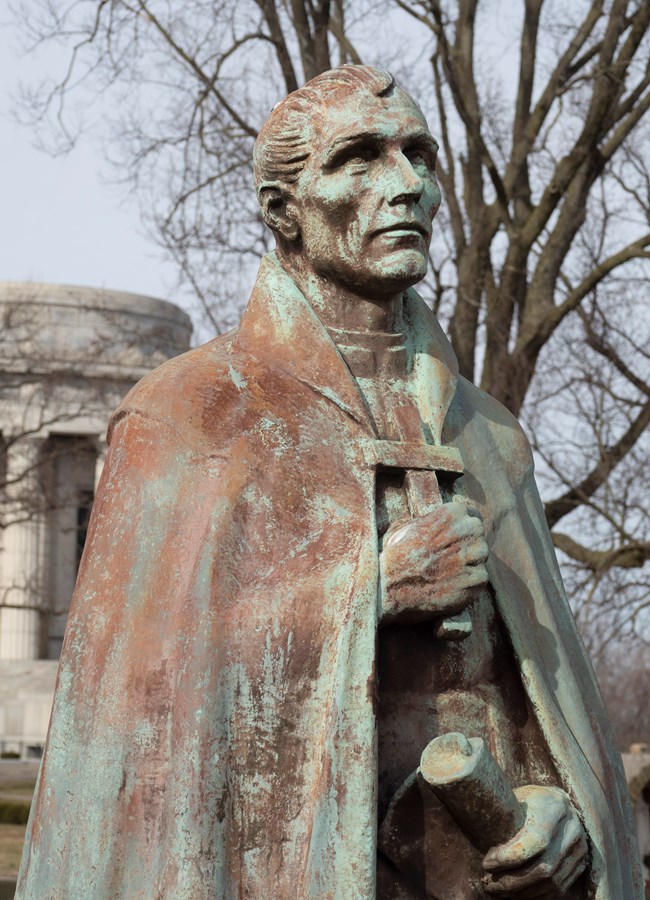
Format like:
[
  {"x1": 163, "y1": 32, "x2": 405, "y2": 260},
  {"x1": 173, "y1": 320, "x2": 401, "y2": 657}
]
[{"x1": 373, "y1": 222, "x2": 429, "y2": 238}]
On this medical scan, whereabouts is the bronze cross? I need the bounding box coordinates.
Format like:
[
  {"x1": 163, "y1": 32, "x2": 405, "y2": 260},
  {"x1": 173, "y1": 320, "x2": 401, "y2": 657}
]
[{"x1": 364, "y1": 439, "x2": 472, "y2": 640}]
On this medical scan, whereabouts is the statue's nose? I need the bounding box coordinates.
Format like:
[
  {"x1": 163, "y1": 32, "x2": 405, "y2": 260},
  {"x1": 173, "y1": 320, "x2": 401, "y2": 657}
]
[{"x1": 385, "y1": 152, "x2": 424, "y2": 206}]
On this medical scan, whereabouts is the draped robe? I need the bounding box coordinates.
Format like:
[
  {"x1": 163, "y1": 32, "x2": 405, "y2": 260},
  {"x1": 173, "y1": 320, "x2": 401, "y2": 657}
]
[{"x1": 17, "y1": 253, "x2": 641, "y2": 898}]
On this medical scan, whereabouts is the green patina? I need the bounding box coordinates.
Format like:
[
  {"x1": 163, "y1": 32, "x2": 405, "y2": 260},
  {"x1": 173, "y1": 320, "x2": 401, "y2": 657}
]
[{"x1": 16, "y1": 65, "x2": 641, "y2": 899}]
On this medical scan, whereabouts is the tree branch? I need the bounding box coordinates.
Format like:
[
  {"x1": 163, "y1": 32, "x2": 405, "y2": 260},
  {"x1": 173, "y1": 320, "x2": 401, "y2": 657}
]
[
  {"x1": 545, "y1": 397, "x2": 650, "y2": 528},
  {"x1": 517, "y1": 233, "x2": 650, "y2": 355},
  {"x1": 255, "y1": 0, "x2": 300, "y2": 93},
  {"x1": 504, "y1": 0, "x2": 605, "y2": 195},
  {"x1": 428, "y1": 0, "x2": 513, "y2": 229},
  {"x1": 552, "y1": 531, "x2": 650, "y2": 572},
  {"x1": 579, "y1": 306, "x2": 650, "y2": 398},
  {"x1": 329, "y1": 0, "x2": 362, "y2": 65},
  {"x1": 519, "y1": 1, "x2": 648, "y2": 250},
  {"x1": 135, "y1": 0, "x2": 258, "y2": 138},
  {"x1": 431, "y1": 48, "x2": 465, "y2": 252}
]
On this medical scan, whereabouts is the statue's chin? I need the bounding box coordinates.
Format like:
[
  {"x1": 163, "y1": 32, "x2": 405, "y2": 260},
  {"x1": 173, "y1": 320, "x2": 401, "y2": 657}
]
[
  {"x1": 371, "y1": 250, "x2": 428, "y2": 293},
  {"x1": 309, "y1": 248, "x2": 428, "y2": 299}
]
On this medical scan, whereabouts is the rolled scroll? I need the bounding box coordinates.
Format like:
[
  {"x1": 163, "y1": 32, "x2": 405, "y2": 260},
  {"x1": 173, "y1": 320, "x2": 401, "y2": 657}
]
[{"x1": 419, "y1": 732, "x2": 526, "y2": 853}]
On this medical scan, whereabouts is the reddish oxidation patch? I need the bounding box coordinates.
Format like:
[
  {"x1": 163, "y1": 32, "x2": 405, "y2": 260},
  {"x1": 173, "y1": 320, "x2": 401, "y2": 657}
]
[{"x1": 17, "y1": 65, "x2": 640, "y2": 900}]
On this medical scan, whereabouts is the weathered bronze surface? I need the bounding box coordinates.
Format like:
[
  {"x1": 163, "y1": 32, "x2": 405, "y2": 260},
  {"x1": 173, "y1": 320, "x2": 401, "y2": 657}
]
[
  {"x1": 17, "y1": 65, "x2": 642, "y2": 898},
  {"x1": 419, "y1": 732, "x2": 527, "y2": 852}
]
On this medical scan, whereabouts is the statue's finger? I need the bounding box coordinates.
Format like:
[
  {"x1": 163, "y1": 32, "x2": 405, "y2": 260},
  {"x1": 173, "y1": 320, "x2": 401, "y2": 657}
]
[
  {"x1": 383, "y1": 520, "x2": 413, "y2": 548},
  {"x1": 483, "y1": 815, "x2": 566, "y2": 872},
  {"x1": 458, "y1": 513, "x2": 485, "y2": 537},
  {"x1": 483, "y1": 842, "x2": 587, "y2": 897},
  {"x1": 483, "y1": 845, "x2": 560, "y2": 893},
  {"x1": 462, "y1": 564, "x2": 488, "y2": 588},
  {"x1": 483, "y1": 817, "x2": 585, "y2": 896},
  {"x1": 483, "y1": 789, "x2": 568, "y2": 871},
  {"x1": 460, "y1": 502, "x2": 483, "y2": 522},
  {"x1": 464, "y1": 536, "x2": 488, "y2": 564},
  {"x1": 556, "y1": 842, "x2": 588, "y2": 894},
  {"x1": 554, "y1": 825, "x2": 588, "y2": 891}
]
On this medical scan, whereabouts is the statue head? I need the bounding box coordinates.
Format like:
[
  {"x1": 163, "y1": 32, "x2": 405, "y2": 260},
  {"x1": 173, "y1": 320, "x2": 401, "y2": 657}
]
[{"x1": 254, "y1": 65, "x2": 441, "y2": 300}]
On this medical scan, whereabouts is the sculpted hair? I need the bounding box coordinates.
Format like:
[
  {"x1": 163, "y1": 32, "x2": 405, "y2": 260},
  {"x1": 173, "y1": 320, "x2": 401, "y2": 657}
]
[{"x1": 253, "y1": 65, "x2": 395, "y2": 198}]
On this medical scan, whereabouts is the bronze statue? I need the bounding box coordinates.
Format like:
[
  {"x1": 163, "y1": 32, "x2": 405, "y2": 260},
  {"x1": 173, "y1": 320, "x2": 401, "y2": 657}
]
[{"x1": 18, "y1": 65, "x2": 641, "y2": 899}]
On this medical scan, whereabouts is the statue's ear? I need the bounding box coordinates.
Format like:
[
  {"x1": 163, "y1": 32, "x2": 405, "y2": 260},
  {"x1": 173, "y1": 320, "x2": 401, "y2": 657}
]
[{"x1": 258, "y1": 183, "x2": 300, "y2": 242}]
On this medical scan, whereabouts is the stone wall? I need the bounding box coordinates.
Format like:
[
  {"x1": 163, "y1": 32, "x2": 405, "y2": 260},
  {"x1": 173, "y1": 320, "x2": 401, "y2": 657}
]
[{"x1": 0, "y1": 282, "x2": 192, "y2": 756}]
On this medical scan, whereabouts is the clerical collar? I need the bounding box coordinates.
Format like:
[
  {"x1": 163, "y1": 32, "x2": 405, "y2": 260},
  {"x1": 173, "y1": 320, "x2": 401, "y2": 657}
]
[{"x1": 326, "y1": 325, "x2": 408, "y2": 379}]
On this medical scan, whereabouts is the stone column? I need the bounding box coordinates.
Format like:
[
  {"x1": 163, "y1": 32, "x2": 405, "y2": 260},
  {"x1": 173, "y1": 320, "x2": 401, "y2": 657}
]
[
  {"x1": 0, "y1": 436, "x2": 48, "y2": 660},
  {"x1": 94, "y1": 435, "x2": 108, "y2": 493}
]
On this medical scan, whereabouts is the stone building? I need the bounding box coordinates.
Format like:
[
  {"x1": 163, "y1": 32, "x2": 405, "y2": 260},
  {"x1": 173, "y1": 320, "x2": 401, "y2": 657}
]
[
  {"x1": 622, "y1": 743, "x2": 650, "y2": 895},
  {"x1": 0, "y1": 282, "x2": 191, "y2": 757}
]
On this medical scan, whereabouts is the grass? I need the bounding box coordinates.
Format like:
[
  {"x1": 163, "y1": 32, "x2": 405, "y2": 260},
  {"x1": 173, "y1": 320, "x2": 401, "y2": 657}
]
[
  {"x1": 0, "y1": 784, "x2": 34, "y2": 829},
  {"x1": 0, "y1": 824, "x2": 26, "y2": 877},
  {"x1": 0, "y1": 784, "x2": 35, "y2": 800},
  {"x1": 0, "y1": 780, "x2": 34, "y2": 882}
]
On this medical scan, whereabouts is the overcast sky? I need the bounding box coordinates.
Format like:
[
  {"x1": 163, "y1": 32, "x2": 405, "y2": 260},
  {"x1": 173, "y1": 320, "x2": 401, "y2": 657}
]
[
  {"x1": 1, "y1": 3, "x2": 525, "y2": 324},
  {"x1": 1, "y1": 19, "x2": 183, "y2": 309}
]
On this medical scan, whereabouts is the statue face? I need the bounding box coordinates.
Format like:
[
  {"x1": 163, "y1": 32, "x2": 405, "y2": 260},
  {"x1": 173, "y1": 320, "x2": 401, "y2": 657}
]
[{"x1": 291, "y1": 88, "x2": 441, "y2": 299}]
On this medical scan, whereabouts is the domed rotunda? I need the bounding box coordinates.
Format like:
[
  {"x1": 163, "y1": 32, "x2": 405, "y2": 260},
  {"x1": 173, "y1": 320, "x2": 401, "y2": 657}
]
[{"x1": 0, "y1": 282, "x2": 191, "y2": 756}]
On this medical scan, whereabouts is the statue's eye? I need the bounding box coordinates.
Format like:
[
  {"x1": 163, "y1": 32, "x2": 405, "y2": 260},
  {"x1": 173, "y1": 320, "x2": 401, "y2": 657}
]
[
  {"x1": 404, "y1": 146, "x2": 433, "y2": 169},
  {"x1": 331, "y1": 143, "x2": 379, "y2": 168}
]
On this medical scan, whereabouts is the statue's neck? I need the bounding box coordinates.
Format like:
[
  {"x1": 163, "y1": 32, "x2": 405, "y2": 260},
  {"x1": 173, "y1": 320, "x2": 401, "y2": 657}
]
[{"x1": 277, "y1": 254, "x2": 404, "y2": 334}]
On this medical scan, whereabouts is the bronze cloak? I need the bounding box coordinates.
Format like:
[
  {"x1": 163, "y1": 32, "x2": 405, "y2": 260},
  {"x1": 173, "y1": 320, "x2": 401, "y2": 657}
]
[{"x1": 17, "y1": 253, "x2": 641, "y2": 898}]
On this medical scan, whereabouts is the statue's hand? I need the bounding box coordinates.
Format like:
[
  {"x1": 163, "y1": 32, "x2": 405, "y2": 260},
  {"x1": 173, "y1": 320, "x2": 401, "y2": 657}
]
[
  {"x1": 379, "y1": 502, "x2": 488, "y2": 624},
  {"x1": 482, "y1": 786, "x2": 588, "y2": 897}
]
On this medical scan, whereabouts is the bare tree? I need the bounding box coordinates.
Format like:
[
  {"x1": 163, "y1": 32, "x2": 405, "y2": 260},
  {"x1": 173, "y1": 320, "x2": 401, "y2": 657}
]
[
  {"x1": 593, "y1": 642, "x2": 650, "y2": 749},
  {"x1": 10, "y1": 0, "x2": 650, "y2": 653}
]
